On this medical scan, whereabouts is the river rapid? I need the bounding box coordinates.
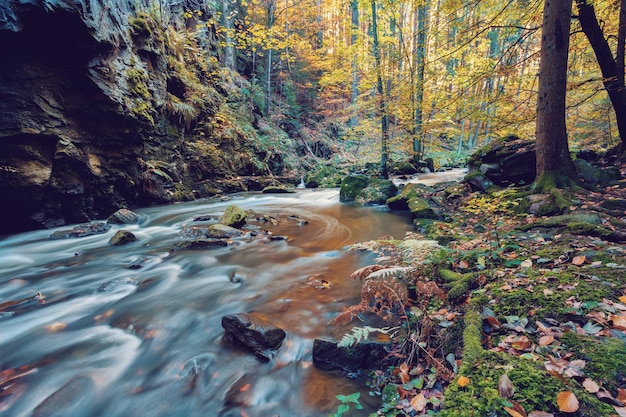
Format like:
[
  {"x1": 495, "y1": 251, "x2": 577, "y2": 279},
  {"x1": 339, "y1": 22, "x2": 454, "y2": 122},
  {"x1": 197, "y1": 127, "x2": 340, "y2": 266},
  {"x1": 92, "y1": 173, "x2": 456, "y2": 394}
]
[{"x1": 0, "y1": 187, "x2": 423, "y2": 417}]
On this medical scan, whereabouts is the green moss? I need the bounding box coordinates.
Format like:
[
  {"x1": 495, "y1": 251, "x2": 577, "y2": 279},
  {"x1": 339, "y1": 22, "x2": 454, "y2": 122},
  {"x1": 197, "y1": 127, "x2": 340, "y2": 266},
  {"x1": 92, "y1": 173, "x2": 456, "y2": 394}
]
[
  {"x1": 127, "y1": 68, "x2": 150, "y2": 99},
  {"x1": 443, "y1": 350, "x2": 611, "y2": 416},
  {"x1": 339, "y1": 175, "x2": 370, "y2": 202},
  {"x1": 219, "y1": 205, "x2": 247, "y2": 228},
  {"x1": 304, "y1": 165, "x2": 344, "y2": 188},
  {"x1": 567, "y1": 222, "x2": 614, "y2": 238},
  {"x1": 408, "y1": 197, "x2": 438, "y2": 219},
  {"x1": 561, "y1": 333, "x2": 626, "y2": 392},
  {"x1": 130, "y1": 102, "x2": 154, "y2": 125},
  {"x1": 386, "y1": 183, "x2": 429, "y2": 210}
]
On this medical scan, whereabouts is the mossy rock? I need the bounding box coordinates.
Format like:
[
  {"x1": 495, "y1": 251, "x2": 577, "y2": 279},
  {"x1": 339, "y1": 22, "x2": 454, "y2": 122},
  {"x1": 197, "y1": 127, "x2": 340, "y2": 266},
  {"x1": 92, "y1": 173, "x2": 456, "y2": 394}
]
[
  {"x1": 517, "y1": 212, "x2": 602, "y2": 231},
  {"x1": 386, "y1": 182, "x2": 430, "y2": 210},
  {"x1": 360, "y1": 179, "x2": 398, "y2": 205},
  {"x1": 262, "y1": 185, "x2": 294, "y2": 194},
  {"x1": 390, "y1": 161, "x2": 418, "y2": 175},
  {"x1": 304, "y1": 165, "x2": 344, "y2": 188},
  {"x1": 339, "y1": 175, "x2": 370, "y2": 202},
  {"x1": 219, "y1": 205, "x2": 248, "y2": 228},
  {"x1": 109, "y1": 230, "x2": 138, "y2": 246},
  {"x1": 408, "y1": 197, "x2": 438, "y2": 220},
  {"x1": 206, "y1": 224, "x2": 243, "y2": 238},
  {"x1": 600, "y1": 198, "x2": 626, "y2": 212}
]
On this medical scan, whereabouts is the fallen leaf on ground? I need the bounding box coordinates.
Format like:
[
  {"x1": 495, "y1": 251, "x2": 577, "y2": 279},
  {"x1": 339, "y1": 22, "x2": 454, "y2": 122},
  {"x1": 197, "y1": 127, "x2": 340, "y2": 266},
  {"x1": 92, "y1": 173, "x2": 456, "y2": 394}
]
[
  {"x1": 528, "y1": 412, "x2": 554, "y2": 417},
  {"x1": 557, "y1": 391, "x2": 579, "y2": 413},
  {"x1": 582, "y1": 378, "x2": 600, "y2": 393},
  {"x1": 457, "y1": 376, "x2": 470, "y2": 387},
  {"x1": 498, "y1": 373, "x2": 515, "y2": 399},
  {"x1": 539, "y1": 335, "x2": 554, "y2": 346},
  {"x1": 410, "y1": 392, "x2": 427, "y2": 412},
  {"x1": 572, "y1": 255, "x2": 586, "y2": 266}
]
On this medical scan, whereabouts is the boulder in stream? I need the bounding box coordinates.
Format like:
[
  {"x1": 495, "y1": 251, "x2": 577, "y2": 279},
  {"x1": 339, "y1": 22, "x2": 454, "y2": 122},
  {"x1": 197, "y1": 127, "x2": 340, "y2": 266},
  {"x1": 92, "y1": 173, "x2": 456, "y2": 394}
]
[
  {"x1": 340, "y1": 175, "x2": 398, "y2": 204},
  {"x1": 109, "y1": 230, "x2": 138, "y2": 246},
  {"x1": 206, "y1": 224, "x2": 244, "y2": 238},
  {"x1": 219, "y1": 205, "x2": 248, "y2": 228},
  {"x1": 221, "y1": 313, "x2": 286, "y2": 361},
  {"x1": 49, "y1": 222, "x2": 111, "y2": 239},
  {"x1": 106, "y1": 208, "x2": 139, "y2": 225},
  {"x1": 262, "y1": 185, "x2": 294, "y2": 193},
  {"x1": 171, "y1": 239, "x2": 228, "y2": 251},
  {"x1": 312, "y1": 338, "x2": 389, "y2": 373}
]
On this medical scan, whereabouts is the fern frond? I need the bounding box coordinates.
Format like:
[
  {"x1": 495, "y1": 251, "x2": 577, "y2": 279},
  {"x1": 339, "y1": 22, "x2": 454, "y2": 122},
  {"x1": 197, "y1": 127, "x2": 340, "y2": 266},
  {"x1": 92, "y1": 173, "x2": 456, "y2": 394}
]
[
  {"x1": 350, "y1": 265, "x2": 384, "y2": 280},
  {"x1": 366, "y1": 266, "x2": 414, "y2": 280},
  {"x1": 337, "y1": 326, "x2": 391, "y2": 347}
]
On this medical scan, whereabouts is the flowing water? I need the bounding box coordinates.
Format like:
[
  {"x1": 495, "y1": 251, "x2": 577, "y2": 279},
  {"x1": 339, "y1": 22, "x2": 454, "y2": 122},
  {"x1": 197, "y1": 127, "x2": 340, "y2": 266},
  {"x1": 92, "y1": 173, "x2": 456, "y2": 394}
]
[{"x1": 0, "y1": 188, "x2": 424, "y2": 417}]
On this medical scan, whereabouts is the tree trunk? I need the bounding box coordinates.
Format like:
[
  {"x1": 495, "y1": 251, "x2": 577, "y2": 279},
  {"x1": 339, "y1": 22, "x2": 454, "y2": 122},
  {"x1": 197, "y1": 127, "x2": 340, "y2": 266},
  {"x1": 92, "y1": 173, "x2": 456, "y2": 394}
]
[
  {"x1": 412, "y1": 0, "x2": 428, "y2": 165},
  {"x1": 264, "y1": 0, "x2": 276, "y2": 117},
  {"x1": 371, "y1": 0, "x2": 389, "y2": 178},
  {"x1": 575, "y1": 0, "x2": 626, "y2": 147},
  {"x1": 535, "y1": 0, "x2": 576, "y2": 191},
  {"x1": 348, "y1": 0, "x2": 359, "y2": 127},
  {"x1": 222, "y1": 0, "x2": 236, "y2": 70}
]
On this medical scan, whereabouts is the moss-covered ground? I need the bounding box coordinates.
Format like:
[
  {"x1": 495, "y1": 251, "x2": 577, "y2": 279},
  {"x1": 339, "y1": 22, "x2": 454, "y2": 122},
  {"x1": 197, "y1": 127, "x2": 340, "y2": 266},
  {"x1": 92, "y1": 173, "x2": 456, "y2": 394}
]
[{"x1": 337, "y1": 169, "x2": 626, "y2": 416}]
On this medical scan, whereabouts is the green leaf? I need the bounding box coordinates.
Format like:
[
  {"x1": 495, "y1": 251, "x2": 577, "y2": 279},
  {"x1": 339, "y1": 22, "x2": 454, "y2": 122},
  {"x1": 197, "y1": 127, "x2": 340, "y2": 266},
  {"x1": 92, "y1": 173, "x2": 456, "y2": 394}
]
[
  {"x1": 337, "y1": 403, "x2": 349, "y2": 414},
  {"x1": 345, "y1": 392, "x2": 361, "y2": 403}
]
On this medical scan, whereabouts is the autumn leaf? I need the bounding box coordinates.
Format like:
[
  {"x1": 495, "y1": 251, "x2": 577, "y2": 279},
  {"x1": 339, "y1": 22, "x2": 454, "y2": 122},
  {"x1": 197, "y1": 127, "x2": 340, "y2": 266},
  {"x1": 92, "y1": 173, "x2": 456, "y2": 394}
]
[
  {"x1": 557, "y1": 391, "x2": 579, "y2": 413},
  {"x1": 611, "y1": 314, "x2": 626, "y2": 331},
  {"x1": 410, "y1": 392, "x2": 427, "y2": 412},
  {"x1": 614, "y1": 406, "x2": 626, "y2": 417},
  {"x1": 504, "y1": 400, "x2": 527, "y2": 417},
  {"x1": 538, "y1": 335, "x2": 554, "y2": 346},
  {"x1": 457, "y1": 375, "x2": 470, "y2": 387},
  {"x1": 620, "y1": 295, "x2": 626, "y2": 304},
  {"x1": 617, "y1": 388, "x2": 626, "y2": 404},
  {"x1": 521, "y1": 259, "x2": 533, "y2": 268},
  {"x1": 571, "y1": 255, "x2": 586, "y2": 266},
  {"x1": 498, "y1": 373, "x2": 515, "y2": 399},
  {"x1": 582, "y1": 378, "x2": 600, "y2": 393}
]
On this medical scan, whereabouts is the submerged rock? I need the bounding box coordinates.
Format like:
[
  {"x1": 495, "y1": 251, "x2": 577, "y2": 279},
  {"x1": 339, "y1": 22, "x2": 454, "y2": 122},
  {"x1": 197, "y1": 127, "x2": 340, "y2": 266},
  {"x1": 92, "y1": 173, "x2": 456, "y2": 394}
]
[
  {"x1": 49, "y1": 222, "x2": 111, "y2": 239},
  {"x1": 32, "y1": 376, "x2": 95, "y2": 417},
  {"x1": 312, "y1": 338, "x2": 389, "y2": 372},
  {"x1": 221, "y1": 313, "x2": 286, "y2": 361},
  {"x1": 170, "y1": 239, "x2": 228, "y2": 251},
  {"x1": 206, "y1": 224, "x2": 244, "y2": 238}
]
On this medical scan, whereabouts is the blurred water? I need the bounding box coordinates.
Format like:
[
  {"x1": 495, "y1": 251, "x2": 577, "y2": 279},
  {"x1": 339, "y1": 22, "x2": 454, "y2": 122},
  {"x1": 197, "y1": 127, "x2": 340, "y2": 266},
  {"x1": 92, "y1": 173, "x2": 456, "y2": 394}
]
[{"x1": 0, "y1": 189, "x2": 413, "y2": 417}]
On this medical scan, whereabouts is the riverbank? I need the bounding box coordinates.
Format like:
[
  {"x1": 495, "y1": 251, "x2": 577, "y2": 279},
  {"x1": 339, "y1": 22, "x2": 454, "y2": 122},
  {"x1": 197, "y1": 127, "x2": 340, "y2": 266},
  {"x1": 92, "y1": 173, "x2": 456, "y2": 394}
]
[{"x1": 337, "y1": 171, "x2": 626, "y2": 416}]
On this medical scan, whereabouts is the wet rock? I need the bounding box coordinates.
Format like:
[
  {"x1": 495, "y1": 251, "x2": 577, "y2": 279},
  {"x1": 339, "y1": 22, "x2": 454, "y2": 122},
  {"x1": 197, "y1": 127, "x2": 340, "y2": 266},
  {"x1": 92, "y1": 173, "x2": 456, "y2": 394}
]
[
  {"x1": 97, "y1": 277, "x2": 138, "y2": 292},
  {"x1": 171, "y1": 239, "x2": 228, "y2": 251},
  {"x1": 206, "y1": 224, "x2": 244, "y2": 238},
  {"x1": 49, "y1": 222, "x2": 111, "y2": 239},
  {"x1": 109, "y1": 230, "x2": 138, "y2": 246},
  {"x1": 312, "y1": 338, "x2": 389, "y2": 372},
  {"x1": 340, "y1": 175, "x2": 398, "y2": 204},
  {"x1": 390, "y1": 160, "x2": 418, "y2": 175},
  {"x1": 408, "y1": 197, "x2": 438, "y2": 220},
  {"x1": 467, "y1": 135, "x2": 536, "y2": 186},
  {"x1": 107, "y1": 208, "x2": 139, "y2": 225},
  {"x1": 262, "y1": 185, "x2": 294, "y2": 193},
  {"x1": 386, "y1": 183, "x2": 430, "y2": 210},
  {"x1": 304, "y1": 165, "x2": 344, "y2": 188},
  {"x1": 32, "y1": 376, "x2": 95, "y2": 417},
  {"x1": 221, "y1": 313, "x2": 286, "y2": 361},
  {"x1": 219, "y1": 205, "x2": 248, "y2": 228}
]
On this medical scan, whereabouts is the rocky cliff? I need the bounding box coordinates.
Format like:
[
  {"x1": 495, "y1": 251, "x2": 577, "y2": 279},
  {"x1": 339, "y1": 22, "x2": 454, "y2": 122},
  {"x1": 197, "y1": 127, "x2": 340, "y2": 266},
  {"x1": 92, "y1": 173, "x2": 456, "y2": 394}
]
[{"x1": 0, "y1": 0, "x2": 299, "y2": 235}]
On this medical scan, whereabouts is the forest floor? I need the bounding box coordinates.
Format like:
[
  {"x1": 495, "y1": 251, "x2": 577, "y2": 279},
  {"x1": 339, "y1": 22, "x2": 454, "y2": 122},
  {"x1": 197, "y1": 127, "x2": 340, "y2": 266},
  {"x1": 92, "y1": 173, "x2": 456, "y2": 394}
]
[{"x1": 347, "y1": 162, "x2": 626, "y2": 417}]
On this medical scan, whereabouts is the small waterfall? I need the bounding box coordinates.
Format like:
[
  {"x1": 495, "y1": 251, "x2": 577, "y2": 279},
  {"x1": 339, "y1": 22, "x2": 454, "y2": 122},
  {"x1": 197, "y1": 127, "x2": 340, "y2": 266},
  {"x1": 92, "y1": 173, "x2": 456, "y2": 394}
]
[{"x1": 296, "y1": 175, "x2": 306, "y2": 188}]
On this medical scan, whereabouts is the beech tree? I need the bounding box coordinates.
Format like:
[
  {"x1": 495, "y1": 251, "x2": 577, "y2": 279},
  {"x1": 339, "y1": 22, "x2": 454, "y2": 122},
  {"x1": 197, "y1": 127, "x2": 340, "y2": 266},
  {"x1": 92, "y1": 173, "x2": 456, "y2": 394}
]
[
  {"x1": 534, "y1": 0, "x2": 577, "y2": 191},
  {"x1": 575, "y1": 0, "x2": 626, "y2": 149}
]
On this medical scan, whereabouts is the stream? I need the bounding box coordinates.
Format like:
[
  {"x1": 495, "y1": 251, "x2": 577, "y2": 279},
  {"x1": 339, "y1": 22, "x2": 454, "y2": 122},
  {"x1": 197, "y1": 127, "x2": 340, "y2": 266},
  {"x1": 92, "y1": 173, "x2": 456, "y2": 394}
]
[
  {"x1": 0, "y1": 169, "x2": 465, "y2": 417},
  {"x1": 0, "y1": 188, "x2": 417, "y2": 417}
]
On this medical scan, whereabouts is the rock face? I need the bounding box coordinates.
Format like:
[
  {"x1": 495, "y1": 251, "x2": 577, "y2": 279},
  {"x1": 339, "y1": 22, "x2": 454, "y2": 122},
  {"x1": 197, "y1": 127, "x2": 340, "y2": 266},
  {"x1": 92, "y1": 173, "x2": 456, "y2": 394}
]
[
  {"x1": 467, "y1": 135, "x2": 536, "y2": 186},
  {"x1": 221, "y1": 313, "x2": 286, "y2": 361},
  {"x1": 0, "y1": 1, "x2": 295, "y2": 235}
]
